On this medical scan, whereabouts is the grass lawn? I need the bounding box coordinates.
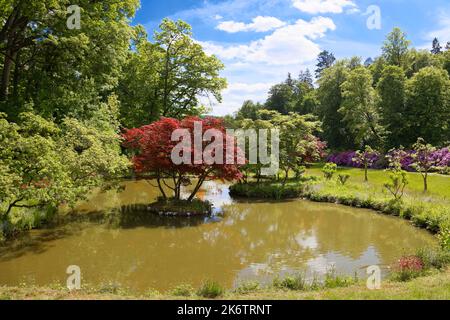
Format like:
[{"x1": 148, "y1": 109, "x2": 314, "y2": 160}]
[{"x1": 306, "y1": 164, "x2": 450, "y2": 200}]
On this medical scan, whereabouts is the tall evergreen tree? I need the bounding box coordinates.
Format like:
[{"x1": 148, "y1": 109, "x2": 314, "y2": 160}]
[
  {"x1": 431, "y1": 38, "x2": 442, "y2": 54},
  {"x1": 315, "y1": 50, "x2": 336, "y2": 78},
  {"x1": 285, "y1": 73, "x2": 295, "y2": 88},
  {"x1": 298, "y1": 69, "x2": 314, "y2": 87},
  {"x1": 364, "y1": 58, "x2": 374, "y2": 67}
]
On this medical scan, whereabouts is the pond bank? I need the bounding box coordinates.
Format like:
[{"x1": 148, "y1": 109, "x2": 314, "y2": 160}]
[{"x1": 1, "y1": 268, "x2": 449, "y2": 300}]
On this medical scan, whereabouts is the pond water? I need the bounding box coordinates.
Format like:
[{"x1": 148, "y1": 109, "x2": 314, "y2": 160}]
[{"x1": 0, "y1": 180, "x2": 436, "y2": 292}]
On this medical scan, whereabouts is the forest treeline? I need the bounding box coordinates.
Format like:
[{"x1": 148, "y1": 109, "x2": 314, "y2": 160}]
[{"x1": 232, "y1": 29, "x2": 450, "y2": 151}]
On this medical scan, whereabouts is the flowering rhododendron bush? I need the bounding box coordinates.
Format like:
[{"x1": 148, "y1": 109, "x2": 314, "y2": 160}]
[
  {"x1": 327, "y1": 151, "x2": 382, "y2": 169},
  {"x1": 123, "y1": 117, "x2": 243, "y2": 201},
  {"x1": 327, "y1": 147, "x2": 450, "y2": 173},
  {"x1": 393, "y1": 256, "x2": 425, "y2": 281}
]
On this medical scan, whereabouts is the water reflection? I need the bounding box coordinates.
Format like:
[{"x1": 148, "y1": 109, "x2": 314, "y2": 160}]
[{"x1": 0, "y1": 180, "x2": 437, "y2": 292}]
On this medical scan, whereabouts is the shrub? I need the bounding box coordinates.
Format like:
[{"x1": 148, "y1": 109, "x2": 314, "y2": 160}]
[
  {"x1": 235, "y1": 281, "x2": 260, "y2": 294},
  {"x1": 144, "y1": 288, "x2": 161, "y2": 298},
  {"x1": 416, "y1": 248, "x2": 450, "y2": 270},
  {"x1": 170, "y1": 284, "x2": 194, "y2": 297},
  {"x1": 391, "y1": 256, "x2": 424, "y2": 282},
  {"x1": 197, "y1": 280, "x2": 224, "y2": 298},
  {"x1": 384, "y1": 169, "x2": 408, "y2": 200},
  {"x1": 273, "y1": 273, "x2": 307, "y2": 291},
  {"x1": 337, "y1": 174, "x2": 350, "y2": 186},
  {"x1": 229, "y1": 182, "x2": 303, "y2": 199},
  {"x1": 322, "y1": 163, "x2": 337, "y2": 180},
  {"x1": 324, "y1": 268, "x2": 356, "y2": 288},
  {"x1": 328, "y1": 147, "x2": 449, "y2": 174},
  {"x1": 148, "y1": 198, "x2": 212, "y2": 216},
  {"x1": 98, "y1": 282, "x2": 128, "y2": 295},
  {"x1": 293, "y1": 165, "x2": 306, "y2": 179},
  {"x1": 438, "y1": 227, "x2": 450, "y2": 251}
]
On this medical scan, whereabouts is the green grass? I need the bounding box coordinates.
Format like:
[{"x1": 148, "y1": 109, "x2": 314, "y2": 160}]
[
  {"x1": 196, "y1": 280, "x2": 225, "y2": 298},
  {"x1": 170, "y1": 284, "x2": 194, "y2": 297},
  {"x1": 306, "y1": 164, "x2": 450, "y2": 200},
  {"x1": 1, "y1": 268, "x2": 449, "y2": 300}
]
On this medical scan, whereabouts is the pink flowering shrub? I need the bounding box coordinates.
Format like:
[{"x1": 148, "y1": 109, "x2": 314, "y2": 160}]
[{"x1": 392, "y1": 256, "x2": 424, "y2": 281}]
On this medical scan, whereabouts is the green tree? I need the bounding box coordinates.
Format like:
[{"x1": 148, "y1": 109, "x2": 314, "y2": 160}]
[
  {"x1": 236, "y1": 100, "x2": 262, "y2": 121},
  {"x1": 265, "y1": 82, "x2": 296, "y2": 115},
  {"x1": 405, "y1": 67, "x2": 450, "y2": 145},
  {"x1": 0, "y1": 109, "x2": 129, "y2": 227},
  {"x1": 322, "y1": 163, "x2": 337, "y2": 181},
  {"x1": 235, "y1": 117, "x2": 273, "y2": 183},
  {"x1": 316, "y1": 61, "x2": 354, "y2": 150},
  {"x1": 353, "y1": 146, "x2": 379, "y2": 182},
  {"x1": 269, "y1": 112, "x2": 323, "y2": 185},
  {"x1": 1, "y1": 0, "x2": 140, "y2": 120},
  {"x1": 154, "y1": 18, "x2": 227, "y2": 119},
  {"x1": 118, "y1": 26, "x2": 162, "y2": 127},
  {"x1": 411, "y1": 138, "x2": 439, "y2": 192},
  {"x1": 404, "y1": 49, "x2": 440, "y2": 78},
  {"x1": 441, "y1": 50, "x2": 450, "y2": 76},
  {"x1": 298, "y1": 69, "x2": 314, "y2": 87},
  {"x1": 294, "y1": 72, "x2": 317, "y2": 115},
  {"x1": 382, "y1": 28, "x2": 411, "y2": 67},
  {"x1": 377, "y1": 66, "x2": 407, "y2": 147},
  {"x1": 369, "y1": 57, "x2": 388, "y2": 85},
  {"x1": 340, "y1": 67, "x2": 384, "y2": 147},
  {"x1": 431, "y1": 38, "x2": 442, "y2": 55},
  {"x1": 316, "y1": 50, "x2": 336, "y2": 78}
]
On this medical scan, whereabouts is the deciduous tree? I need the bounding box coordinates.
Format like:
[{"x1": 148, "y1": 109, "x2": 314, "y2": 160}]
[{"x1": 123, "y1": 117, "x2": 243, "y2": 202}]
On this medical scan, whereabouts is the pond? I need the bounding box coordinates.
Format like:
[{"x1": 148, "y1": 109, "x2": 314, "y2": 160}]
[{"x1": 0, "y1": 180, "x2": 437, "y2": 292}]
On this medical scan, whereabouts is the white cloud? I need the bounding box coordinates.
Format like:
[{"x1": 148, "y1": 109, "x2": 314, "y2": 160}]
[
  {"x1": 203, "y1": 17, "x2": 336, "y2": 66},
  {"x1": 214, "y1": 15, "x2": 223, "y2": 20},
  {"x1": 292, "y1": 0, "x2": 357, "y2": 14},
  {"x1": 217, "y1": 16, "x2": 286, "y2": 33},
  {"x1": 224, "y1": 82, "x2": 274, "y2": 94},
  {"x1": 212, "y1": 82, "x2": 274, "y2": 115},
  {"x1": 199, "y1": 17, "x2": 336, "y2": 115},
  {"x1": 425, "y1": 11, "x2": 450, "y2": 42}
]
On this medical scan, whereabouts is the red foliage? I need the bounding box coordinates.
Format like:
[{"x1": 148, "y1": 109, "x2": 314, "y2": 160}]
[
  {"x1": 122, "y1": 117, "x2": 243, "y2": 182},
  {"x1": 394, "y1": 256, "x2": 424, "y2": 273}
]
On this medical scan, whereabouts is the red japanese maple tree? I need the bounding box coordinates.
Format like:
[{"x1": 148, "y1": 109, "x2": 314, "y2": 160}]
[{"x1": 123, "y1": 117, "x2": 243, "y2": 202}]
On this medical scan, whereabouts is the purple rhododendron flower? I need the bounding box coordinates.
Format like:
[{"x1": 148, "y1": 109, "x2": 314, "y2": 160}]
[{"x1": 327, "y1": 148, "x2": 449, "y2": 172}]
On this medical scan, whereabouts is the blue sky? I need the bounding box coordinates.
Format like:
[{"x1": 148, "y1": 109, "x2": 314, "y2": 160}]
[{"x1": 133, "y1": 0, "x2": 450, "y2": 116}]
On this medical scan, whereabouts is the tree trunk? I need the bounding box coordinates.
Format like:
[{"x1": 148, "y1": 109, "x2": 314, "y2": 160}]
[
  {"x1": 0, "y1": 49, "x2": 17, "y2": 101},
  {"x1": 187, "y1": 176, "x2": 206, "y2": 202},
  {"x1": 423, "y1": 174, "x2": 428, "y2": 193},
  {"x1": 156, "y1": 176, "x2": 167, "y2": 200},
  {"x1": 12, "y1": 51, "x2": 20, "y2": 101},
  {"x1": 282, "y1": 168, "x2": 289, "y2": 186},
  {"x1": 364, "y1": 164, "x2": 368, "y2": 182}
]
